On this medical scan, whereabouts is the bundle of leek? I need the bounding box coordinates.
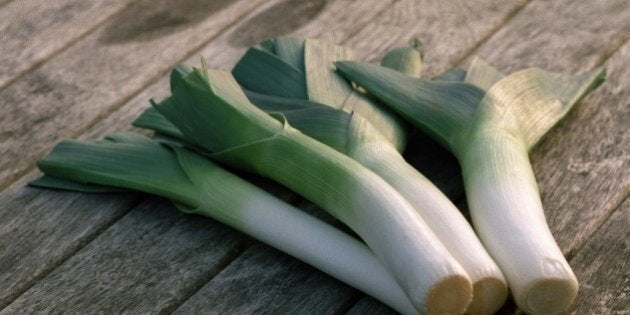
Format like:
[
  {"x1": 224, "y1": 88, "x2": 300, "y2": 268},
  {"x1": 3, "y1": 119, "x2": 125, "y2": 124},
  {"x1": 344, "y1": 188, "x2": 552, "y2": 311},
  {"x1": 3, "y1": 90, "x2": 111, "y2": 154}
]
[
  {"x1": 336, "y1": 58, "x2": 605, "y2": 314},
  {"x1": 32, "y1": 133, "x2": 418, "y2": 315},
  {"x1": 229, "y1": 37, "x2": 507, "y2": 314},
  {"x1": 134, "y1": 62, "x2": 473, "y2": 314}
]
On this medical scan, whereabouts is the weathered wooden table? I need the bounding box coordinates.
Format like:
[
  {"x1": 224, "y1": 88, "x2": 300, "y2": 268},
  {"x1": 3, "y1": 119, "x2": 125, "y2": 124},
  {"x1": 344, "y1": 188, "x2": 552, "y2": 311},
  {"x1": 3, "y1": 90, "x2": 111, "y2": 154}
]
[{"x1": 0, "y1": 0, "x2": 628, "y2": 313}]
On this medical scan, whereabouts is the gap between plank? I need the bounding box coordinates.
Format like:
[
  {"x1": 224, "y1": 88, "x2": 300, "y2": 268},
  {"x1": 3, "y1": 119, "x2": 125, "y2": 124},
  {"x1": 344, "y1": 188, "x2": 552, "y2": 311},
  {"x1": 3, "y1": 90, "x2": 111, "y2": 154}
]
[
  {"x1": 338, "y1": 0, "x2": 399, "y2": 46},
  {"x1": 594, "y1": 36, "x2": 630, "y2": 70},
  {"x1": 446, "y1": 0, "x2": 532, "y2": 70},
  {"x1": 158, "y1": 237, "x2": 249, "y2": 314},
  {"x1": 567, "y1": 191, "x2": 629, "y2": 261}
]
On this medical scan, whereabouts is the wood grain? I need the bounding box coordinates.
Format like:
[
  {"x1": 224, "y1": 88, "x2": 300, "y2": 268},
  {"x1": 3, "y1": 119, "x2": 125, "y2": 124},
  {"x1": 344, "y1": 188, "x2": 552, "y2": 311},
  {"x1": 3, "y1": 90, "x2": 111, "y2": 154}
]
[
  {"x1": 0, "y1": 186, "x2": 140, "y2": 308},
  {"x1": 469, "y1": 0, "x2": 630, "y2": 73},
  {"x1": 1, "y1": 198, "x2": 244, "y2": 314},
  {"x1": 569, "y1": 197, "x2": 629, "y2": 315},
  {"x1": 346, "y1": 0, "x2": 530, "y2": 75},
  {"x1": 173, "y1": 243, "x2": 360, "y2": 314},
  {"x1": 0, "y1": 0, "x2": 133, "y2": 90},
  {"x1": 0, "y1": 0, "x2": 265, "y2": 190}
]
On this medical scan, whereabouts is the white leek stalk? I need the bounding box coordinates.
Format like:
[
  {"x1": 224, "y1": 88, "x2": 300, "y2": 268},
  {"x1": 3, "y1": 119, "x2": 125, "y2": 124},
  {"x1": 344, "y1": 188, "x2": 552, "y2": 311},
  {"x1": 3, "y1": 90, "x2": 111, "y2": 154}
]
[
  {"x1": 336, "y1": 59, "x2": 605, "y2": 314},
  {"x1": 150, "y1": 65, "x2": 473, "y2": 314},
  {"x1": 33, "y1": 133, "x2": 418, "y2": 315},
  {"x1": 232, "y1": 39, "x2": 507, "y2": 314}
]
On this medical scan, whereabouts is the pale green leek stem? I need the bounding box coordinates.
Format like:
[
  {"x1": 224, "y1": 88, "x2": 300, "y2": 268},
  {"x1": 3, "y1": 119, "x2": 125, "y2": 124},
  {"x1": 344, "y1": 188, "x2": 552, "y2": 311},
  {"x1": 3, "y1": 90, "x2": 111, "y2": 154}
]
[
  {"x1": 349, "y1": 139, "x2": 508, "y2": 315},
  {"x1": 184, "y1": 161, "x2": 420, "y2": 315},
  {"x1": 460, "y1": 129, "x2": 577, "y2": 315}
]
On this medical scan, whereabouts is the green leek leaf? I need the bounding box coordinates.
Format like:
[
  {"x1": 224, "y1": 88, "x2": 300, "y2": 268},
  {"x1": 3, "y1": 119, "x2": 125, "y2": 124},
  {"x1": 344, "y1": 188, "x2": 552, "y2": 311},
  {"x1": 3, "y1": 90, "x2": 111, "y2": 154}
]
[
  {"x1": 35, "y1": 133, "x2": 197, "y2": 206},
  {"x1": 336, "y1": 61, "x2": 485, "y2": 152},
  {"x1": 232, "y1": 46, "x2": 307, "y2": 99}
]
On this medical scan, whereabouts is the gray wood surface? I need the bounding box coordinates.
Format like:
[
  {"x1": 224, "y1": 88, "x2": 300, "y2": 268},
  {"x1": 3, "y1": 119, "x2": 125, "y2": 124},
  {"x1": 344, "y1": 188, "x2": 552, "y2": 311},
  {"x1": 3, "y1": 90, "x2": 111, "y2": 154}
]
[
  {"x1": 570, "y1": 197, "x2": 629, "y2": 315},
  {"x1": 0, "y1": 186, "x2": 139, "y2": 308},
  {"x1": 0, "y1": 0, "x2": 133, "y2": 90},
  {"x1": 174, "y1": 243, "x2": 360, "y2": 314},
  {"x1": 0, "y1": 0, "x2": 265, "y2": 190},
  {"x1": 0, "y1": 0, "x2": 628, "y2": 314},
  {"x1": 1, "y1": 198, "x2": 243, "y2": 314}
]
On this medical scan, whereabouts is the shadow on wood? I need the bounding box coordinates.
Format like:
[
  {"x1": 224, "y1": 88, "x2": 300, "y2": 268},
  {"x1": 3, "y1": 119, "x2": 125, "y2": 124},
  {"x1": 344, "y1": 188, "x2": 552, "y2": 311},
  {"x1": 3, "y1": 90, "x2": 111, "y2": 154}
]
[
  {"x1": 228, "y1": 0, "x2": 328, "y2": 48},
  {"x1": 100, "y1": 0, "x2": 233, "y2": 44}
]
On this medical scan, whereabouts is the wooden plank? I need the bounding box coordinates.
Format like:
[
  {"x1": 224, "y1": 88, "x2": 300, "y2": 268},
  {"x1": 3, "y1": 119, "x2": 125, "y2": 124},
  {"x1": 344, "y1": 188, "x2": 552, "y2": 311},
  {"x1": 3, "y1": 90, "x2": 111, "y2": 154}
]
[
  {"x1": 226, "y1": 0, "x2": 394, "y2": 48},
  {"x1": 346, "y1": 0, "x2": 530, "y2": 75},
  {"x1": 173, "y1": 243, "x2": 360, "y2": 314},
  {"x1": 569, "y1": 197, "x2": 629, "y2": 314},
  {"x1": 0, "y1": 0, "x2": 134, "y2": 90},
  {"x1": 102, "y1": 0, "x2": 393, "y2": 107},
  {"x1": 0, "y1": 185, "x2": 140, "y2": 308},
  {"x1": 1, "y1": 198, "x2": 244, "y2": 314},
  {"x1": 469, "y1": 0, "x2": 630, "y2": 73},
  {"x1": 0, "y1": 0, "x2": 265, "y2": 190}
]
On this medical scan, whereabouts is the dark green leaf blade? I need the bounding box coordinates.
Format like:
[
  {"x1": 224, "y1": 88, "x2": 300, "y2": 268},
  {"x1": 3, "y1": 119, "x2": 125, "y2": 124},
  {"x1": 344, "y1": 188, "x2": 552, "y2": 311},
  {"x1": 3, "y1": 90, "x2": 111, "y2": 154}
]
[
  {"x1": 36, "y1": 133, "x2": 196, "y2": 206},
  {"x1": 336, "y1": 61, "x2": 485, "y2": 151},
  {"x1": 232, "y1": 47, "x2": 307, "y2": 99}
]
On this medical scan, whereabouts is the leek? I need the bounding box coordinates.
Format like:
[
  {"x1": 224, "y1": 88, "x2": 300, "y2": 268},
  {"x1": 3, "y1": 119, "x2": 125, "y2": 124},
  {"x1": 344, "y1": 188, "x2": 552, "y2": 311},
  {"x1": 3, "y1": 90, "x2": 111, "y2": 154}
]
[
  {"x1": 144, "y1": 64, "x2": 473, "y2": 314},
  {"x1": 32, "y1": 133, "x2": 418, "y2": 315},
  {"x1": 336, "y1": 58, "x2": 605, "y2": 314},
  {"x1": 229, "y1": 39, "x2": 507, "y2": 314}
]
